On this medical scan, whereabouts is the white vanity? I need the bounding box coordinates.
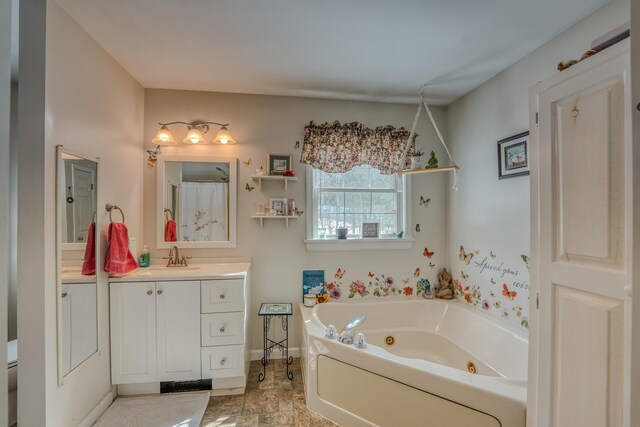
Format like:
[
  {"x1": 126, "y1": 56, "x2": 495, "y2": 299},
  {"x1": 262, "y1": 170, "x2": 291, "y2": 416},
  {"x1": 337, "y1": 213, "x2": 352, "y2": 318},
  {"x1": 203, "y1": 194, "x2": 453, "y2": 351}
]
[{"x1": 109, "y1": 261, "x2": 251, "y2": 395}]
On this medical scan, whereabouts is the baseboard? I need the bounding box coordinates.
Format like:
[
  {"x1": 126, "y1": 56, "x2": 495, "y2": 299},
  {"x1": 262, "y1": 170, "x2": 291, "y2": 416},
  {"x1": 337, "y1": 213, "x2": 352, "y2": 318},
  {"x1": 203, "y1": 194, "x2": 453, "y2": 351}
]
[
  {"x1": 250, "y1": 347, "x2": 300, "y2": 361},
  {"x1": 78, "y1": 387, "x2": 116, "y2": 427}
]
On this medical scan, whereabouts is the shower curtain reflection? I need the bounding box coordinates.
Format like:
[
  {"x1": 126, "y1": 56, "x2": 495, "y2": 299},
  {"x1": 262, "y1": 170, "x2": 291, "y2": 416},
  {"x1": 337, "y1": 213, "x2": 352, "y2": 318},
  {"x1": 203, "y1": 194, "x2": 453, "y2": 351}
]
[{"x1": 180, "y1": 181, "x2": 228, "y2": 242}]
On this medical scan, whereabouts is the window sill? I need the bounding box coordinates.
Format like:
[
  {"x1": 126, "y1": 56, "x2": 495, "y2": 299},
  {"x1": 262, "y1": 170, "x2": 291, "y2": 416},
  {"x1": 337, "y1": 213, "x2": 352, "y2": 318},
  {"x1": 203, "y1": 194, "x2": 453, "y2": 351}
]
[{"x1": 304, "y1": 237, "x2": 414, "y2": 252}]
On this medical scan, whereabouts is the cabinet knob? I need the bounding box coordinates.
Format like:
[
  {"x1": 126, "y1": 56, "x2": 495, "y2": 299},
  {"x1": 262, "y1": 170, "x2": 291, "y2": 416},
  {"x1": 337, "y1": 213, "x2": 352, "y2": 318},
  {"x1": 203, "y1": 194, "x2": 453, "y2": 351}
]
[
  {"x1": 147, "y1": 290, "x2": 153, "y2": 295},
  {"x1": 219, "y1": 293, "x2": 225, "y2": 299},
  {"x1": 219, "y1": 325, "x2": 226, "y2": 333},
  {"x1": 219, "y1": 357, "x2": 226, "y2": 366},
  {"x1": 157, "y1": 289, "x2": 163, "y2": 295},
  {"x1": 61, "y1": 292, "x2": 68, "y2": 298}
]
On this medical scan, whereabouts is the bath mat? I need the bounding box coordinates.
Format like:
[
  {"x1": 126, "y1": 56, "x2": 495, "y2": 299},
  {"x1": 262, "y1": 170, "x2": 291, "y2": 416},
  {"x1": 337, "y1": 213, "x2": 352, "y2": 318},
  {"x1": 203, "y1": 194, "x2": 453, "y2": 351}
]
[{"x1": 94, "y1": 392, "x2": 209, "y2": 427}]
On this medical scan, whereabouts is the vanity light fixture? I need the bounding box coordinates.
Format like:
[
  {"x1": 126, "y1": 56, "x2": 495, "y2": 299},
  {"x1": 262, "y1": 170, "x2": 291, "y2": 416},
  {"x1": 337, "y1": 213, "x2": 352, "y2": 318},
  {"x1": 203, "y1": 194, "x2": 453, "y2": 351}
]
[{"x1": 151, "y1": 121, "x2": 236, "y2": 146}]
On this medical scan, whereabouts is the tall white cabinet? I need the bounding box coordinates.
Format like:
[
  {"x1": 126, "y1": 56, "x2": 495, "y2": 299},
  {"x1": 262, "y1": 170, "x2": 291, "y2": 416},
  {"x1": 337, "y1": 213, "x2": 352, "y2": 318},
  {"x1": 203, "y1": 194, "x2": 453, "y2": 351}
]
[
  {"x1": 529, "y1": 40, "x2": 632, "y2": 427},
  {"x1": 109, "y1": 265, "x2": 250, "y2": 393}
]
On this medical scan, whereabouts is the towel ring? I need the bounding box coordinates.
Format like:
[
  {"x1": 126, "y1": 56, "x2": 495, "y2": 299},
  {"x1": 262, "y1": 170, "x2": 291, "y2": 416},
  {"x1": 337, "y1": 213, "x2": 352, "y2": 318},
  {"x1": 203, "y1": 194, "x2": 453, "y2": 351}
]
[
  {"x1": 164, "y1": 208, "x2": 174, "y2": 221},
  {"x1": 105, "y1": 203, "x2": 125, "y2": 223}
]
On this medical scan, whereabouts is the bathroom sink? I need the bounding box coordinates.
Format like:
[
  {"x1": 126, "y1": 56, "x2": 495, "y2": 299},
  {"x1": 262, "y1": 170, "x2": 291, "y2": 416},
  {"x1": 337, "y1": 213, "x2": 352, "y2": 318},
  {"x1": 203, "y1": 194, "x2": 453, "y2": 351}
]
[{"x1": 147, "y1": 265, "x2": 201, "y2": 271}]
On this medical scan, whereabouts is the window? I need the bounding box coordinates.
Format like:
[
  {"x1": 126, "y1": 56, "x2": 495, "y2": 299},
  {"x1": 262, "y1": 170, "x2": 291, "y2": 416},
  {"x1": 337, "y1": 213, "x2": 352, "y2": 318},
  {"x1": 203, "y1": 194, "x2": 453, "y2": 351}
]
[{"x1": 309, "y1": 165, "x2": 407, "y2": 239}]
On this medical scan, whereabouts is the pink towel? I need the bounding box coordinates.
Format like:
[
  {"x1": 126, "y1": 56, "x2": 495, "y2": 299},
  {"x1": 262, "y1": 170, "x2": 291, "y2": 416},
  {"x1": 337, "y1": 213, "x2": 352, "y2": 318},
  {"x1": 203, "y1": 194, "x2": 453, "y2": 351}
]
[
  {"x1": 104, "y1": 222, "x2": 138, "y2": 275},
  {"x1": 81, "y1": 222, "x2": 96, "y2": 276},
  {"x1": 164, "y1": 219, "x2": 177, "y2": 242}
]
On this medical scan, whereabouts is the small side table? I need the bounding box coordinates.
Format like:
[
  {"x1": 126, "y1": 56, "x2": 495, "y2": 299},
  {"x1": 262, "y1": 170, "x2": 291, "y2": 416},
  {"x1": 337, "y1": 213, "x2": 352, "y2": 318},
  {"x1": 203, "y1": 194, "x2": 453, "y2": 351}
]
[{"x1": 258, "y1": 303, "x2": 294, "y2": 381}]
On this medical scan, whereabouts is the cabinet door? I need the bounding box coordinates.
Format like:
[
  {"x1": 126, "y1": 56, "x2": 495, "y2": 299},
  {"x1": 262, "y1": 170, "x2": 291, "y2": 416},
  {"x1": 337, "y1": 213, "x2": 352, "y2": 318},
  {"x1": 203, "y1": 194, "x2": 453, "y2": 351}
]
[
  {"x1": 156, "y1": 281, "x2": 201, "y2": 381},
  {"x1": 110, "y1": 281, "x2": 157, "y2": 384},
  {"x1": 67, "y1": 283, "x2": 97, "y2": 369}
]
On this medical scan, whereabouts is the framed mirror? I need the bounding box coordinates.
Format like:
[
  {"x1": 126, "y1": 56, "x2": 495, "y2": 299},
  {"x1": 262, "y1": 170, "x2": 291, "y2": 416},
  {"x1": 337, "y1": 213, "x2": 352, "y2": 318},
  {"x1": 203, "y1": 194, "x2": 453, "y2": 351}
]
[
  {"x1": 56, "y1": 146, "x2": 99, "y2": 383},
  {"x1": 157, "y1": 155, "x2": 237, "y2": 249}
]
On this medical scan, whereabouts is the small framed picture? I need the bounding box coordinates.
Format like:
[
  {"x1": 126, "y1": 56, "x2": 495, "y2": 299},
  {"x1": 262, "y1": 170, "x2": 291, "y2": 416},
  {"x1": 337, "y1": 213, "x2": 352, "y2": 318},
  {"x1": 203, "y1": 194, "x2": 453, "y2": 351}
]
[
  {"x1": 498, "y1": 132, "x2": 530, "y2": 179},
  {"x1": 267, "y1": 154, "x2": 292, "y2": 176},
  {"x1": 362, "y1": 222, "x2": 380, "y2": 238},
  {"x1": 269, "y1": 197, "x2": 289, "y2": 216}
]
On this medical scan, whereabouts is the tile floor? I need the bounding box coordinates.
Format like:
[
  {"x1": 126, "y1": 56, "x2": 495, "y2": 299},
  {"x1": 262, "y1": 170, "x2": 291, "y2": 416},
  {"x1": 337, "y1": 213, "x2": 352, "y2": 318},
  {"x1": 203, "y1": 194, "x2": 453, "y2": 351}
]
[{"x1": 200, "y1": 358, "x2": 339, "y2": 427}]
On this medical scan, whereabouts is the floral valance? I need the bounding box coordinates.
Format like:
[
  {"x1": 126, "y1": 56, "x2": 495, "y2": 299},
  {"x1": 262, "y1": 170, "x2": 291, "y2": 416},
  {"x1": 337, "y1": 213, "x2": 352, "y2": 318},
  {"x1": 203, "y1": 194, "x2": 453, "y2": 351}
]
[{"x1": 300, "y1": 121, "x2": 417, "y2": 175}]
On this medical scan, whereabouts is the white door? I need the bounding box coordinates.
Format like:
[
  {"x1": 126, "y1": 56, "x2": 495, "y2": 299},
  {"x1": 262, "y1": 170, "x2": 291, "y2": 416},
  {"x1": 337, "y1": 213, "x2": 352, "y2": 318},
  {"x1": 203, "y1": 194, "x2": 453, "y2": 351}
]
[
  {"x1": 69, "y1": 164, "x2": 95, "y2": 243},
  {"x1": 156, "y1": 281, "x2": 201, "y2": 381},
  {"x1": 529, "y1": 40, "x2": 632, "y2": 427},
  {"x1": 110, "y1": 281, "x2": 157, "y2": 384}
]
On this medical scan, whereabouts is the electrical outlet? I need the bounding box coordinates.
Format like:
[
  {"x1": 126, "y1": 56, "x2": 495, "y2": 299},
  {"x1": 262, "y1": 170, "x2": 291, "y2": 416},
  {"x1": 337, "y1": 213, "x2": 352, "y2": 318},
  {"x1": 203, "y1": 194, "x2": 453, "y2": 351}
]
[{"x1": 129, "y1": 237, "x2": 137, "y2": 258}]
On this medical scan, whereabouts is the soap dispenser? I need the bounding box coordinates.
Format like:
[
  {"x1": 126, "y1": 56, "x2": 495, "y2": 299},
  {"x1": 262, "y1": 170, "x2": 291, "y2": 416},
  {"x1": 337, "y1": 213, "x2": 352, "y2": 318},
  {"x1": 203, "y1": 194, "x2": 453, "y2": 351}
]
[{"x1": 139, "y1": 245, "x2": 151, "y2": 268}]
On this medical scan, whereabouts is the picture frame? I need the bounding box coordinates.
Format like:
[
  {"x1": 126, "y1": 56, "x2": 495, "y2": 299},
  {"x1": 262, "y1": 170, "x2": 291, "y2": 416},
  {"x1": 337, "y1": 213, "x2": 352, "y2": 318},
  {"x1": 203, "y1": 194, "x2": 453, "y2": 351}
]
[
  {"x1": 269, "y1": 197, "x2": 289, "y2": 216},
  {"x1": 362, "y1": 222, "x2": 380, "y2": 238},
  {"x1": 267, "y1": 154, "x2": 292, "y2": 176},
  {"x1": 497, "y1": 131, "x2": 530, "y2": 179}
]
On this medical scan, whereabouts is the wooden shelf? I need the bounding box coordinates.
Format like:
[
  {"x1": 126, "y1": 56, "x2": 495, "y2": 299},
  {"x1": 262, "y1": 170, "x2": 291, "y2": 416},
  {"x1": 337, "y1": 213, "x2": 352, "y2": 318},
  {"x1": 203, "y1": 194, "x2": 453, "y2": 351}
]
[
  {"x1": 397, "y1": 165, "x2": 459, "y2": 175},
  {"x1": 252, "y1": 215, "x2": 299, "y2": 228},
  {"x1": 251, "y1": 175, "x2": 299, "y2": 191}
]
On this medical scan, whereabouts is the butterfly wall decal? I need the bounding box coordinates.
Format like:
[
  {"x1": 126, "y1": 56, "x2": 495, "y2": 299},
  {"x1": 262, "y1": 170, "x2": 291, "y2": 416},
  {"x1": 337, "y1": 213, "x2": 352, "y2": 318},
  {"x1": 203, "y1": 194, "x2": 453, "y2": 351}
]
[
  {"x1": 245, "y1": 183, "x2": 255, "y2": 192},
  {"x1": 146, "y1": 146, "x2": 161, "y2": 167},
  {"x1": 428, "y1": 262, "x2": 435, "y2": 269},
  {"x1": 368, "y1": 272, "x2": 375, "y2": 278},
  {"x1": 415, "y1": 224, "x2": 421, "y2": 233},
  {"x1": 502, "y1": 284, "x2": 517, "y2": 300},
  {"x1": 242, "y1": 159, "x2": 252, "y2": 166},
  {"x1": 474, "y1": 249, "x2": 480, "y2": 255},
  {"x1": 459, "y1": 245, "x2": 474, "y2": 265},
  {"x1": 414, "y1": 268, "x2": 420, "y2": 277},
  {"x1": 294, "y1": 140, "x2": 300, "y2": 149},
  {"x1": 402, "y1": 278, "x2": 410, "y2": 285},
  {"x1": 423, "y1": 248, "x2": 434, "y2": 258},
  {"x1": 521, "y1": 255, "x2": 530, "y2": 271},
  {"x1": 419, "y1": 196, "x2": 431, "y2": 207},
  {"x1": 461, "y1": 271, "x2": 469, "y2": 280},
  {"x1": 494, "y1": 301, "x2": 501, "y2": 309},
  {"x1": 335, "y1": 268, "x2": 345, "y2": 279}
]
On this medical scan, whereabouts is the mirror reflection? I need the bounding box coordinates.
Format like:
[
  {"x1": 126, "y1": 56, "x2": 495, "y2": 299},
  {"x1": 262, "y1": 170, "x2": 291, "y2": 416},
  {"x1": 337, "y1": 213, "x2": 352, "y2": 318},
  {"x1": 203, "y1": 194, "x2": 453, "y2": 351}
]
[
  {"x1": 57, "y1": 149, "x2": 98, "y2": 378},
  {"x1": 163, "y1": 161, "x2": 230, "y2": 242}
]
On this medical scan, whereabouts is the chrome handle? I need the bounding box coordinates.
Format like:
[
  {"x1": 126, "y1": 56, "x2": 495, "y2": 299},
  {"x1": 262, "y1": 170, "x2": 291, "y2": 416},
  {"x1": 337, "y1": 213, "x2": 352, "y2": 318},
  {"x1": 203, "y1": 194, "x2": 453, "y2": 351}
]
[
  {"x1": 219, "y1": 357, "x2": 226, "y2": 366},
  {"x1": 61, "y1": 292, "x2": 68, "y2": 298},
  {"x1": 147, "y1": 290, "x2": 153, "y2": 295},
  {"x1": 157, "y1": 289, "x2": 163, "y2": 295},
  {"x1": 219, "y1": 325, "x2": 226, "y2": 333},
  {"x1": 219, "y1": 293, "x2": 225, "y2": 299}
]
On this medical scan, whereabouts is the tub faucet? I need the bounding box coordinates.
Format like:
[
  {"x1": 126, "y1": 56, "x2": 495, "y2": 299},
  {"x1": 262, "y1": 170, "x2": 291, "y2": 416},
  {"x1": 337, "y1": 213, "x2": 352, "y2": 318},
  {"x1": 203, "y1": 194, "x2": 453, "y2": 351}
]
[{"x1": 338, "y1": 314, "x2": 366, "y2": 344}]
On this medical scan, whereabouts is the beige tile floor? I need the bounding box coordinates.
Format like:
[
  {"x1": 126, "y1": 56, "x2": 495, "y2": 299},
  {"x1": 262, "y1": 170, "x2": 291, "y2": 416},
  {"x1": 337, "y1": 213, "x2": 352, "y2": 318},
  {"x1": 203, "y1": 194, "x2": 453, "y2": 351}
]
[{"x1": 200, "y1": 358, "x2": 339, "y2": 427}]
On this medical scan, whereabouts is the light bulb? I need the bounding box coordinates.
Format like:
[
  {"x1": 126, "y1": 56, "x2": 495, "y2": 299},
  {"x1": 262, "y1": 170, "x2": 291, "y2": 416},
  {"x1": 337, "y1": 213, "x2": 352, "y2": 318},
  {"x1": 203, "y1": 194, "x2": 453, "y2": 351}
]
[
  {"x1": 183, "y1": 127, "x2": 205, "y2": 144},
  {"x1": 152, "y1": 125, "x2": 176, "y2": 145},
  {"x1": 213, "y1": 126, "x2": 235, "y2": 144}
]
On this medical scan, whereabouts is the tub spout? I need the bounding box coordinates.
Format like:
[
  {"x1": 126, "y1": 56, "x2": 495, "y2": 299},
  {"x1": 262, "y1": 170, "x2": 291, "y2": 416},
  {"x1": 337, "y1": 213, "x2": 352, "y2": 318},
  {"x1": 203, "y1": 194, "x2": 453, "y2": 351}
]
[{"x1": 338, "y1": 314, "x2": 366, "y2": 344}]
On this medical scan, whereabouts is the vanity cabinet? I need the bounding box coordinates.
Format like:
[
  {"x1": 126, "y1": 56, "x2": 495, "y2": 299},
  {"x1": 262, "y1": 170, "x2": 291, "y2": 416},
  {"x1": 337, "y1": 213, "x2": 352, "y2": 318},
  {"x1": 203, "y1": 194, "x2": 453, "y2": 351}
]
[{"x1": 110, "y1": 280, "x2": 200, "y2": 384}]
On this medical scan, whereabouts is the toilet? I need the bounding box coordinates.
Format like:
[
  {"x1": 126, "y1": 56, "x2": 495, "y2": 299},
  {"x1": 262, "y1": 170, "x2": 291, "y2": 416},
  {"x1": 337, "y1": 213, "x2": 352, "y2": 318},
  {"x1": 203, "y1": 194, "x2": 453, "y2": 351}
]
[{"x1": 8, "y1": 339, "x2": 17, "y2": 427}]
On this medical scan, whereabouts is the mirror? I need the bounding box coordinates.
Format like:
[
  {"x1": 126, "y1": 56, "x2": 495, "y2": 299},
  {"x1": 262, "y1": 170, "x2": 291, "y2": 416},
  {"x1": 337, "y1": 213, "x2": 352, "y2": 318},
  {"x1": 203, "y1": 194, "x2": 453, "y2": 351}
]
[
  {"x1": 157, "y1": 155, "x2": 237, "y2": 249},
  {"x1": 56, "y1": 146, "x2": 99, "y2": 382}
]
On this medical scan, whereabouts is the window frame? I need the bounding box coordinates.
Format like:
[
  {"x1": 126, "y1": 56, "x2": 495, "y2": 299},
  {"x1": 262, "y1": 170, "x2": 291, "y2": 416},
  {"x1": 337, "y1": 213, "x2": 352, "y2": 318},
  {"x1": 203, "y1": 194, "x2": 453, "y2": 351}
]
[{"x1": 305, "y1": 165, "x2": 414, "y2": 251}]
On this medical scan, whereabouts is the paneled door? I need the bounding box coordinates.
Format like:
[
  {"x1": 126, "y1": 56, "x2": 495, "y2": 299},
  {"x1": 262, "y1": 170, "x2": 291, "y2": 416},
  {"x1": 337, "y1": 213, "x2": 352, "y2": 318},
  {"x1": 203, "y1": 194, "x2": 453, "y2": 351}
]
[
  {"x1": 156, "y1": 281, "x2": 201, "y2": 381},
  {"x1": 529, "y1": 40, "x2": 632, "y2": 427},
  {"x1": 110, "y1": 281, "x2": 157, "y2": 384}
]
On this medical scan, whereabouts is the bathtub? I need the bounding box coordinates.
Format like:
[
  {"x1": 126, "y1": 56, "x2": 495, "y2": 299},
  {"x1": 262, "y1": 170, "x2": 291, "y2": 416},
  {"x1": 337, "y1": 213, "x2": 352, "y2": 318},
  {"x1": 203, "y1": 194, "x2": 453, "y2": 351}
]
[{"x1": 299, "y1": 298, "x2": 528, "y2": 427}]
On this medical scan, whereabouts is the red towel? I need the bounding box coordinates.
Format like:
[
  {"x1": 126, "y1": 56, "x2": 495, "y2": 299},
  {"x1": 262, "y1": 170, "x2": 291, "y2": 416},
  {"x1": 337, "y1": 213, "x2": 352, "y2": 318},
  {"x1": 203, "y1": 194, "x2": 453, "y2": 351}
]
[
  {"x1": 104, "y1": 222, "x2": 138, "y2": 275},
  {"x1": 164, "y1": 219, "x2": 177, "y2": 242},
  {"x1": 81, "y1": 222, "x2": 96, "y2": 276}
]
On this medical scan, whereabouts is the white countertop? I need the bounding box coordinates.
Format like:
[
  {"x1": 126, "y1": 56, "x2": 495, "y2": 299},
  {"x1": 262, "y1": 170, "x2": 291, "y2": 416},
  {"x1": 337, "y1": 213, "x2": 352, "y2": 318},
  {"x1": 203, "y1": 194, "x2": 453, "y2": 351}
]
[{"x1": 109, "y1": 262, "x2": 251, "y2": 282}]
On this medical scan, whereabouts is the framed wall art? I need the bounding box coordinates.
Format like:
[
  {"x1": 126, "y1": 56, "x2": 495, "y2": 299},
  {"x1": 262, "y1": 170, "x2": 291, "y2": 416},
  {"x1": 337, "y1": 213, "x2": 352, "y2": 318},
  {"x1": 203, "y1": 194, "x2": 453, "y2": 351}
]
[{"x1": 497, "y1": 131, "x2": 530, "y2": 179}]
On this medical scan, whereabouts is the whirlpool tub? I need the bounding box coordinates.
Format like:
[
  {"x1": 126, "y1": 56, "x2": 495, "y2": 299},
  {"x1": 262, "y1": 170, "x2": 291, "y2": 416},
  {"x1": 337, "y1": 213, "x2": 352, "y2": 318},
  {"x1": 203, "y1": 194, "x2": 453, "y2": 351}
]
[{"x1": 299, "y1": 298, "x2": 527, "y2": 427}]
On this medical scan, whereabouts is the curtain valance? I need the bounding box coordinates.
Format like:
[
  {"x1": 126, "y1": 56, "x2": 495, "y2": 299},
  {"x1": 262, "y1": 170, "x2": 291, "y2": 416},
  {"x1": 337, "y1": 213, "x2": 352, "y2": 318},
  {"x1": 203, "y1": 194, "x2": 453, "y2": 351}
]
[{"x1": 300, "y1": 121, "x2": 417, "y2": 175}]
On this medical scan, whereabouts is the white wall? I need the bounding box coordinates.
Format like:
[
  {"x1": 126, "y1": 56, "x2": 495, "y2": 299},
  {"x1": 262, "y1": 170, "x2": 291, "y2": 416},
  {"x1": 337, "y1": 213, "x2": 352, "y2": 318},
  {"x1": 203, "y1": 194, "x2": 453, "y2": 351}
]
[
  {"x1": 0, "y1": 0, "x2": 13, "y2": 423},
  {"x1": 17, "y1": 1, "x2": 144, "y2": 425},
  {"x1": 446, "y1": 0, "x2": 630, "y2": 330},
  {"x1": 143, "y1": 89, "x2": 449, "y2": 351}
]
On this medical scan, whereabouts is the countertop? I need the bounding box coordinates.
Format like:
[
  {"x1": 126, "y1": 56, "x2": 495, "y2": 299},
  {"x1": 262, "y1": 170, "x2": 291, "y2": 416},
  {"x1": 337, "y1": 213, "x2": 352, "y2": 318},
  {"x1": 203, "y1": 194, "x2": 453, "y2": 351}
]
[{"x1": 108, "y1": 261, "x2": 251, "y2": 282}]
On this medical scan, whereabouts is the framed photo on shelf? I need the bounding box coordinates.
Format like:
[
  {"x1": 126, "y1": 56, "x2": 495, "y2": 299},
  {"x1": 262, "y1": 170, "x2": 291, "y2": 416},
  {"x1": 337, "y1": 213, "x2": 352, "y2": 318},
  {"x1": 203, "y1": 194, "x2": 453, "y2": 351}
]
[
  {"x1": 497, "y1": 131, "x2": 530, "y2": 179},
  {"x1": 269, "y1": 197, "x2": 289, "y2": 216},
  {"x1": 267, "y1": 154, "x2": 292, "y2": 176},
  {"x1": 362, "y1": 222, "x2": 380, "y2": 238}
]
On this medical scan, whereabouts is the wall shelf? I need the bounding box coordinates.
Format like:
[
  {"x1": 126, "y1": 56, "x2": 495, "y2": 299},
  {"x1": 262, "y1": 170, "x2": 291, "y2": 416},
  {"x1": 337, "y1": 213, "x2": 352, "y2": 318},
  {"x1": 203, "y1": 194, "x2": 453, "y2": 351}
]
[
  {"x1": 252, "y1": 215, "x2": 299, "y2": 228},
  {"x1": 251, "y1": 175, "x2": 298, "y2": 191},
  {"x1": 397, "y1": 165, "x2": 459, "y2": 175}
]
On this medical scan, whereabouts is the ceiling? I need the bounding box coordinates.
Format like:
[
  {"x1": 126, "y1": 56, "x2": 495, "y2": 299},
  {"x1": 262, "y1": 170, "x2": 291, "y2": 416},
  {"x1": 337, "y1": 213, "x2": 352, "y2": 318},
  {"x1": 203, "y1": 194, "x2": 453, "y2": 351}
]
[{"x1": 54, "y1": 0, "x2": 608, "y2": 105}]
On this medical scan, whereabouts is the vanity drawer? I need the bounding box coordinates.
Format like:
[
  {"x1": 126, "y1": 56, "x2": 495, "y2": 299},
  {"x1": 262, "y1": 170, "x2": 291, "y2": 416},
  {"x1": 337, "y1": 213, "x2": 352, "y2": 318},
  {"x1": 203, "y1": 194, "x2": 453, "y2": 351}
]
[
  {"x1": 201, "y1": 312, "x2": 244, "y2": 346},
  {"x1": 201, "y1": 279, "x2": 244, "y2": 313},
  {"x1": 201, "y1": 345, "x2": 244, "y2": 379}
]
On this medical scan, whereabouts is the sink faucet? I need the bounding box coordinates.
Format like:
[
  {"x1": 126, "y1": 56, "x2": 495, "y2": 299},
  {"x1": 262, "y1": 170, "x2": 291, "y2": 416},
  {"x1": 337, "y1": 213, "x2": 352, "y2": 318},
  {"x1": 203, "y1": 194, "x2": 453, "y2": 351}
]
[
  {"x1": 164, "y1": 245, "x2": 189, "y2": 267},
  {"x1": 338, "y1": 314, "x2": 366, "y2": 344}
]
